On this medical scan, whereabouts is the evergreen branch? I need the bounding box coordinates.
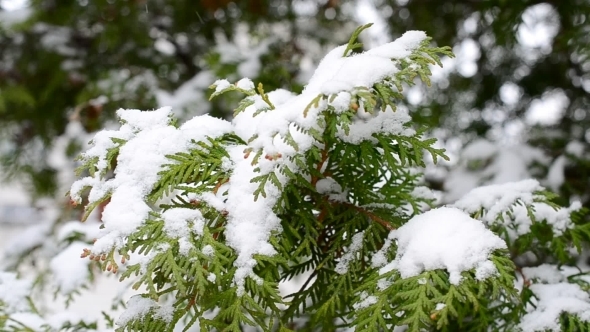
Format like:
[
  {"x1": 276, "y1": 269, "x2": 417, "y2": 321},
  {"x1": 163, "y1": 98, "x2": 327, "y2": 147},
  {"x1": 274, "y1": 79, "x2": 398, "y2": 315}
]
[
  {"x1": 257, "y1": 82, "x2": 275, "y2": 110},
  {"x1": 343, "y1": 23, "x2": 373, "y2": 57}
]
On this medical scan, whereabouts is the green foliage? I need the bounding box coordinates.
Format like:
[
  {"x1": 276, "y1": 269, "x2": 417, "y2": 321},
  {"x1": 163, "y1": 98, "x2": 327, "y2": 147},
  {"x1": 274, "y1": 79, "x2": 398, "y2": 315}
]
[
  {"x1": 353, "y1": 255, "x2": 518, "y2": 332},
  {"x1": 149, "y1": 134, "x2": 244, "y2": 202},
  {"x1": 467, "y1": 189, "x2": 590, "y2": 266}
]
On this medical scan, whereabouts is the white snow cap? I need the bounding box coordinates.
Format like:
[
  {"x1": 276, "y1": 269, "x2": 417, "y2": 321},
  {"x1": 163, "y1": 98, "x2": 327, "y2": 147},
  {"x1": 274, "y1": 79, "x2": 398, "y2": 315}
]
[
  {"x1": 0, "y1": 272, "x2": 32, "y2": 313},
  {"x1": 519, "y1": 283, "x2": 590, "y2": 331},
  {"x1": 453, "y1": 179, "x2": 580, "y2": 236},
  {"x1": 49, "y1": 241, "x2": 91, "y2": 294},
  {"x1": 304, "y1": 30, "x2": 427, "y2": 95},
  {"x1": 380, "y1": 207, "x2": 507, "y2": 285},
  {"x1": 453, "y1": 179, "x2": 542, "y2": 223}
]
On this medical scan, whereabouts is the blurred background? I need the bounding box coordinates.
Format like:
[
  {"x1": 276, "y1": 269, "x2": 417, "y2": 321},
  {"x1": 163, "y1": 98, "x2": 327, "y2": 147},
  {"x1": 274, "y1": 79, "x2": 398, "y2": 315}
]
[{"x1": 1, "y1": 0, "x2": 589, "y2": 327}]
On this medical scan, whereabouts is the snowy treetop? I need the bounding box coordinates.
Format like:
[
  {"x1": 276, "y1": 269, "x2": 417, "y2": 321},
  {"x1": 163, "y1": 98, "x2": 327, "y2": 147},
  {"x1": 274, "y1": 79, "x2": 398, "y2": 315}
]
[{"x1": 70, "y1": 26, "x2": 439, "y2": 294}]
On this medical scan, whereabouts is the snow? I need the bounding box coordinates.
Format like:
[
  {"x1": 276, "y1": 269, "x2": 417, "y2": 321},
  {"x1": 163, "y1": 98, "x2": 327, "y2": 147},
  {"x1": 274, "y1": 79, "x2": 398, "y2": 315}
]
[
  {"x1": 371, "y1": 231, "x2": 395, "y2": 268},
  {"x1": 38, "y1": 25, "x2": 77, "y2": 56},
  {"x1": 365, "y1": 30, "x2": 426, "y2": 58},
  {"x1": 330, "y1": 91, "x2": 352, "y2": 113},
  {"x1": 452, "y1": 179, "x2": 542, "y2": 222},
  {"x1": 49, "y1": 241, "x2": 91, "y2": 294},
  {"x1": 316, "y1": 177, "x2": 347, "y2": 202},
  {"x1": 162, "y1": 208, "x2": 204, "y2": 238},
  {"x1": 526, "y1": 89, "x2": 569, "y2": 126},
  {"x1": 546, "y1": 155, "x2": 566, "y2": 191},
  {"x1": 566, "y1": 141, "x2": 585, "y2": 157},
  {"x1": 1, "y1": 221, "x2": 51, "y2": 264},
  {"x1": 202, "y1": 245, "x2": 215, "y2": 257},
  {"x1": 116, "y1": 295, "x2": 158, "y2": 326},
  {"x1": 519, "y1": 283, "x2": 590, "y2": 331},
  {"x1": 236, "y1": 78, "x2": 255, "y2": 91},
  {"x1": 0, "y1": 271, "x2": 32, "y2": 313},
  {"x1": 335, "y1": 231, "x2": 364, "y2": 274},
  {"x1": 155, "y1": 71, "x2": 214, "y2": 115},
  {"x1": 547, "y1": 141, "x2": 586, "y2": 191},
  {"x1": 213, "y1": 79, "x2": 231, "y2": 93},
  {"x1": 56, "y1": 220, "x2": 101, "y2": 242},
  {"x1": 461, "y1": 138, "x2": 497, "y2": 161},
  {"x1": 5, "y1": 312, "x2": 46, "y2": 330},
  {"x1": 512, "y1": 201, "x2": 581, "y2": 236},
  {"x1": 379, "y1": 207, "x2": 506, "y2": 285},
  {"x1": 435, "y1": 303, "x2": 446, "y2": 311},
  {"x1": 45, "y1": 312, "x2": 96, "y2": 330},
  {"x1": 303, "y1": 30, "x2": 426, "y2": 96},
  {"x1": 70, "y1": 108, "x2": 233, "y2": 254},
  {"x1": 118, "y1": 107, "x2": 173, "y2": 131},
  {"x1": 161, "y1": 208, "x2": 205, "y2": 256},
  {"x1": 522, "y1": 264, "x2": 565, "y2": 284},
  {"x1": 454, "y1": 38, "x2": 480, "y2": 77},
  {"x1": 337, "y1": 105, "x2": 414, "y2": 144},
  {"x1": 223, "y1": 145, "x2": 283, "y2": 294},
  {"x1": 517, "y1": 3, "x2": 559, "y2": 51},
  {"x1": 355, "y1": 0, "x2": 391, "y2": 48},
  {"x1": 215, "y1": 31, "x2": 428, "y2": 292},
  {"x1": 154, "y1": 38, "x2": 175, "y2": 55},
  {"x1": 353, "y1": 291, "x2": 378, "y2": 310},
  {"x1": 0, "y1": 0, "x2": 27, "y2": 11},
  {"x1": 116, "y1": 295, "x2": 173, "y2": 326},
  {"x1": 0, "y1": 175, "x2": 42, "y2": 225},
  {"x1": 453, "y1": 179, "x2": 581, "y2": 236}
]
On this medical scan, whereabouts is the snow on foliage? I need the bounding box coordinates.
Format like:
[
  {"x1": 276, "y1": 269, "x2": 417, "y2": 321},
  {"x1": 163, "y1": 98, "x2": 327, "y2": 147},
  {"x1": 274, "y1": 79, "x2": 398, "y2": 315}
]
[
  {"x1": 71, "y1": 107, "x2": 233, "y2": 254},
  {"x1": 71, "y1": 28, "x2": 430, "y2": 294},
  {"x1": 453, "y1": 179, "x2": 543, "y2": 221},
  {"x1": 453, "y1": 179, "x2": 582, "y2": 236},
  {"x1": 378, "y1": 207, "x2": 506, "y2": 285},
  {"x1": 520, "y1": 283, "x2": 590, "y2": 331},
  {"x1": 0, "y1": 272, "x2": 33, "y2": 313},
  {"x1": 516, "y1": 265, "x2": 590, "y2": 331},
  {"x1": 116, "y1": 295, "x2": 174, "y2": 326},
  {"x1": 49, "y1": 241, "x2": 91, "y2": 294},
  {"x1": 335, "y1": 231, "x2": 365, "y2": 274}
]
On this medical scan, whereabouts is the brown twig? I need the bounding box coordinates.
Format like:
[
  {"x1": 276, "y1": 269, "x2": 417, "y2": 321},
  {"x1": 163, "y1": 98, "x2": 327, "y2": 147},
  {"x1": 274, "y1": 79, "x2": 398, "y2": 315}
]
[
  {"x1": 213, "y1": 178, "x2": 229, "y2": 194},
  {"x1": 516, "y1": 267, "x2": 531, "y2": 288},
  {"x1": 310, "y1": 142, "x2": 329, "y2": 187},
  {"x1": 342, "y1": 202, "x2": 395, "y2": 231}
]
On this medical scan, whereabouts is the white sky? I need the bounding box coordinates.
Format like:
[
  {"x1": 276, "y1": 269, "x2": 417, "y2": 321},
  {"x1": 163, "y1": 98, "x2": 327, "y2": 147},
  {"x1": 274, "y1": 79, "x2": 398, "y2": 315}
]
[{"x1": 1, "y1": 0, "x2": 27, "y2": 11}]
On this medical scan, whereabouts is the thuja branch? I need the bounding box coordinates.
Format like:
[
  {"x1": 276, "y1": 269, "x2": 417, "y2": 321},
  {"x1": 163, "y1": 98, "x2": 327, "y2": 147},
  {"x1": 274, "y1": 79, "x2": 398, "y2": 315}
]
[{"x1": 341, "y1": 201, "x2": 394, "y2": 231}]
